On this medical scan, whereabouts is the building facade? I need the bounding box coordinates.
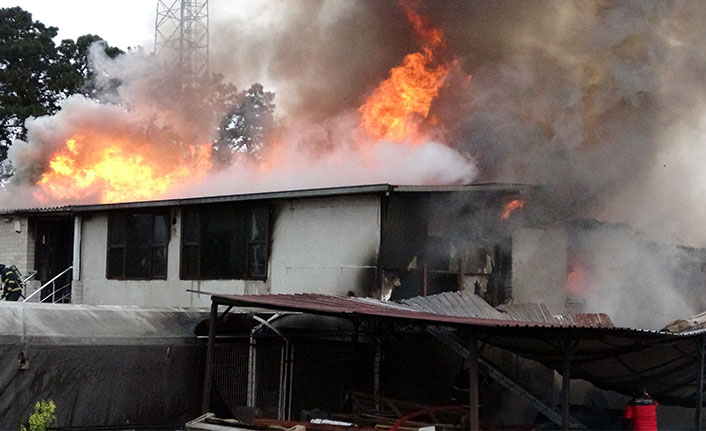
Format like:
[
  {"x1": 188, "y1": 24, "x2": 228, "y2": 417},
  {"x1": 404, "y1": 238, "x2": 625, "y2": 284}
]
[{"x1": 2, "y1": 183, "x2": 702, "y2": 328}]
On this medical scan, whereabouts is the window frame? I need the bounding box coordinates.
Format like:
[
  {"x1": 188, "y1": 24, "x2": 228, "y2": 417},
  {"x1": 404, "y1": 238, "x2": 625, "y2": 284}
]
[
  {"x1": 180, "y1": 203, "x2": 270, "y2": 281},
  {"x1": 106, "y1": 210, "x2": 170, "y2": 280}
]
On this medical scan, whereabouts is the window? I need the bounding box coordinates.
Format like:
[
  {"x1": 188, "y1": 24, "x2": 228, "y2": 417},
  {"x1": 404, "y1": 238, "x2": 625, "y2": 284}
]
[
  {"x1": 107, "y1": 212, "x2": 169, "y2": 279},
  {"x1": 181, "y1": 204, "x2": 269, "y2": 280}
]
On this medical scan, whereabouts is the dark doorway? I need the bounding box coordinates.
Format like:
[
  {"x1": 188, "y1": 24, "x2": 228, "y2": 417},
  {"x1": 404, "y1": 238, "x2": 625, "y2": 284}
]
[{"x1": 34, "y1": 218, "x2": 74, "y2": 303}]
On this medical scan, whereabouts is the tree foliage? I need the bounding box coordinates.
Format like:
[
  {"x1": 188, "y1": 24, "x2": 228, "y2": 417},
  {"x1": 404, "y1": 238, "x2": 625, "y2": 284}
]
[
  {"x1": 55, "y1": 34, "x2": 122, "y2": 98},
  {"x1": 215, "y1": 83, "x2": 275, "y2": 162},
  {"x1": 20, "y1": 399, "x2": 56, "y2": 431},
  {"x1": 0, "y1": 7, "x2": 121, "y2": 160}
]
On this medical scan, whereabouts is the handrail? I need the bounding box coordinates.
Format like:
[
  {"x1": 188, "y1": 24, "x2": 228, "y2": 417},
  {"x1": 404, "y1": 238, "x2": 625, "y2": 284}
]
[
  {"x1": 23, "y1": 266, "x2": 73, "y2": 303},
  {"x1": 46, "y1": 289, "x2": 71, "y2": 304},
  {"x1": 41, "y1": 281, "x2": 71, "y2": 304}
]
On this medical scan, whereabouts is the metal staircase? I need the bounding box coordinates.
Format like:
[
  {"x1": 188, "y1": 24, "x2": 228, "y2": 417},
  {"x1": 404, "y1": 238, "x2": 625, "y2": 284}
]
[{"x1": 427, "y1": 325, "x2": 586, "y2": 429}]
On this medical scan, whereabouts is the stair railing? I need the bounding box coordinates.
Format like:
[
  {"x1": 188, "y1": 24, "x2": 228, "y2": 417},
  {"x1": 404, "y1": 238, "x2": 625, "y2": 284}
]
[{"x1": 23, "y1": 266, "x2": 73, "y2": 303}]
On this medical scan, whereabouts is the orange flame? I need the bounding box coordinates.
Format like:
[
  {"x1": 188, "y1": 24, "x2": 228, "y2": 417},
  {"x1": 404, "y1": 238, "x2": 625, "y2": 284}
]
[
  {"x1": 36, "y1": 136, "x2": 211, "y2": 204},
  {"x1": 501, "y1": 199, "x2": 525, "y2": 220},
  {"x1": 566, "y1": 260, "x2": 590, "y2": 296},
  {"x1": 358, "y1": 2, "x2": 449, "y2": 143}
]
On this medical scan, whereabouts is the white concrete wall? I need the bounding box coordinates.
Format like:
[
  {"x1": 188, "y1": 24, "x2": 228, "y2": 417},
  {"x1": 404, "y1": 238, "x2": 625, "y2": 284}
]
[
  {"x1": 79, "y1": 211, "x2": 261, "y2": 308},
  {"x1": 512, "y1": 227, "x2": 568, "y2": 314},
  {"x1": 269, "y1": 195, "x2": 381, "y2": 296},
  {"x1": 78, "y1": 194, "x2": 382, "y2": 307},
  {"x1": 0, "y1": 216, "x2": 32, "y2": 275}
]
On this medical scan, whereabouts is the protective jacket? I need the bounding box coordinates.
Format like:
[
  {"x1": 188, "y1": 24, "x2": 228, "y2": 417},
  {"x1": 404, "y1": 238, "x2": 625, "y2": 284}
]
[
  {"x1": 624, "y1": 395, "x2": 658, "y2": 431},
  {"x1": 0, "y1": 265, "x2": 22, "y2": 301}
]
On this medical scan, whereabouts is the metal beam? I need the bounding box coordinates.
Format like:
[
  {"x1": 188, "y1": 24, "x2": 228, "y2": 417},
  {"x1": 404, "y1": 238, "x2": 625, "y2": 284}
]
[
  {"x1": 561, "y1": 339, "x2": 577, "y2": 431},
  {"x1": 468, "y1": 333, "x2": 480, "y2": 430},
  {"x1": 696, "y1": 335, "x2": 706, "y2": 430},
  {"x1": 201, "y1": 299, "x2": 218, "y2": 413}
]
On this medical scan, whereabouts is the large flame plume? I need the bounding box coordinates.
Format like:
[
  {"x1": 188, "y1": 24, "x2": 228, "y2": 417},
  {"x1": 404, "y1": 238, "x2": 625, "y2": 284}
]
[
  {"x1": 36, "y1": 136, "x2": 210, "y2": 204},
  {"x1": 20, "y1": 1, "x2": 472, "y2": 206},
  {"x1": 358, "y1": 1, "x2": 449, "y2": 143},
  {"x1": 14, "y1": 47, "x2": 226, "y2": 205}
]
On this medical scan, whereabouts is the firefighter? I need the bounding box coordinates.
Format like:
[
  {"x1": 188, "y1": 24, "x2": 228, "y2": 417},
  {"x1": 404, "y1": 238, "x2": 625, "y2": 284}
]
[
  {"x1": 0, "y1": 264, "x2": 22, "y2": 301},
  {"x1": 623, "y1": 387, "x2": 658, "y2": 430}
]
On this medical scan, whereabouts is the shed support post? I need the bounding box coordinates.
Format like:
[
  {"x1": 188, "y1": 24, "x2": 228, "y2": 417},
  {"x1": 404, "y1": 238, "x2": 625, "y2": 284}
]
[
  {"x1": 374, "y1": 340, "x2": 382, "y2": 411},
  {"x1": 561, "y1": 339, "x2": 574, "y2": 431},
  {"x1": 697, "y1": 335, "x2": 706, "y2": 431},
  {"x1": 468, "y1": 333, "x2": 480, "y2": 430},
  {"x1": 201, "y1": 299, "x2": 218, "y2": 414}
]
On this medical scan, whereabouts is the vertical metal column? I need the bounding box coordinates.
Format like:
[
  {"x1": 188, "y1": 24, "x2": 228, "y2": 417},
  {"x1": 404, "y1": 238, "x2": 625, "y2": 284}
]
[
  {"x1": 561, "y1": 339, "x2": 575, "y2": 431},
  {"x1": 374, "y1": 340, "x2": 382, "y2": 410},
  {"x1": 423, "y1": 264, "x2": 428, "y2": 296},
  {"x1": 247, "y1": 337, "x2": 257, "y2": 408},
  {"x1": 697, "y1": 335, "x2": 706, "y2": 430},
  {"x1": 287, "y1": 344, "x2": 295, "y2": 420},
  {"x1": 72, "y1": 215, "x2": 82, "y2": 282},
  {"x1": 468, "y1": 333, "x2": 480, "y2": 430},
  {"x1": 201, "y1": 299, "x2": 218, "y2": 413}
]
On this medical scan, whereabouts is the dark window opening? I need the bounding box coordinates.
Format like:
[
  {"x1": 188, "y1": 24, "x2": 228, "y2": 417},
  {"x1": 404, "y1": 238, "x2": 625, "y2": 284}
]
[
  {"x1": 107, "y1": 212, "x2": 169, "y2": 279},
  {"x1": 181, "y1": 204, "x2": 269, "y2": 280}
]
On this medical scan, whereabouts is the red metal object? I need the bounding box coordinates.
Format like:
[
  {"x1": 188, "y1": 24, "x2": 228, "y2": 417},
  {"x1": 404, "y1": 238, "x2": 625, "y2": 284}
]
[{"x1": 389, "y1": 405, "x2": 468, "y2": 431}]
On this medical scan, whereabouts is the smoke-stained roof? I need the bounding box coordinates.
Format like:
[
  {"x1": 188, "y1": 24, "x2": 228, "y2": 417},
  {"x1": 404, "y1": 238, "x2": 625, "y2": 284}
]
[{"x1": 201, "y1": 290, "x2": 706, "y2": 407}]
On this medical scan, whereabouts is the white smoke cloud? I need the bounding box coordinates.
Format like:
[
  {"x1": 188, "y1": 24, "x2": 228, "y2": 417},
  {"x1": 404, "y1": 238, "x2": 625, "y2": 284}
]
[{"x1": 171, "y1": 138, "x2": 477, "y2": 198}]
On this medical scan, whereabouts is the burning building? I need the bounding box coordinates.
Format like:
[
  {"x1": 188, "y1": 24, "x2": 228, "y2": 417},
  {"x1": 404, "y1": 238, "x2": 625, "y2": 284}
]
[{"x1": 5, "y1": 0, "x2": 706, "y2": 429}]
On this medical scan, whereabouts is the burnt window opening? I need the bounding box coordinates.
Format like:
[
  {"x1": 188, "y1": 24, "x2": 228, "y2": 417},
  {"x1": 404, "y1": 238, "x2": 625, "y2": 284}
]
[
  {"x1": 382, "y1": 193, "x2": 515, "y2": 305},
  {"x1": 107, "y1": 212, "x2": 169, "y2": 280},
  {"x1": 181, "y1": 204, "x2": 269, "y2": 280}
]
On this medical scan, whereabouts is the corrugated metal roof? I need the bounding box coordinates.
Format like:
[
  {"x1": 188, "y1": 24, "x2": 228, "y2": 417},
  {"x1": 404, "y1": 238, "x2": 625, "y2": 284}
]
[
  {"x1": 389, "y1": 183, "x2": 536, "y2": 193},
  {"x1": 497, "y1": 302, "x2": 615, "y2": 327},
  {"x1": 201, "y1": 290, "x2": 706, "y2": 407},
  {"x1": 204, "y1": 290, "x2": 619, "y2": 331},
  {"x1": 0, "y1": 205, "x2": 74, "y2": 215},
  {"x1": 0, "y1": 182, "x2": 536, "y2": 214},
  {"x1": 401, "y1": 291, "x2": 614, "y2": 327},
  {"x1": 72, "y1": 184, "x2": 394, "y2": 212},
  {"x1": 662, "y1": 309, "x2": 706, "y2": 333},
  {"x1": 203, "y1": 291, "x2": 600, "y2": 329}
]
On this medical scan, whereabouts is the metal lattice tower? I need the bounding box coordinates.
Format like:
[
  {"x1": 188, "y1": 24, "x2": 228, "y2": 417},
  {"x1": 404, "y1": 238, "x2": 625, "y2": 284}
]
[{"x1": 155, "y1": 0, "x2": 209, "y2": 80}]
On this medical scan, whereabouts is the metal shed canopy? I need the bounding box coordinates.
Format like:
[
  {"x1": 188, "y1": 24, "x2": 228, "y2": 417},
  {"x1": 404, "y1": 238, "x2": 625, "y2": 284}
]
[{"x1": 201, "y1": 290, "x2": 706, "y2": 408}]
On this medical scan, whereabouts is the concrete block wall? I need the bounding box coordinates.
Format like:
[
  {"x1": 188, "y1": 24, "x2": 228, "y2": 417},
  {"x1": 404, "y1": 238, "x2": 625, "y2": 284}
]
[{"x1": 0, "y1": 216, "x2": 32, "y2": 275}]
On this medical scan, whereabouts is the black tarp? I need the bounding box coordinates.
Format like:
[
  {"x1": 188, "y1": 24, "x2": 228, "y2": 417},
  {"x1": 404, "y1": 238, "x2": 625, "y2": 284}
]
[{"x1": 0, "y1": 302, "x2": 208, "y2": 429}]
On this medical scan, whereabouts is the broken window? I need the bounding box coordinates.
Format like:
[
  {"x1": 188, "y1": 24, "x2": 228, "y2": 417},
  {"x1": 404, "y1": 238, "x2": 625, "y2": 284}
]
[
  {"x1": 107, "y1": 211, "x2": 169, "y2": 279},
  {"x1": 180, "y1": 203, "x2": 269, "y2": 280}
]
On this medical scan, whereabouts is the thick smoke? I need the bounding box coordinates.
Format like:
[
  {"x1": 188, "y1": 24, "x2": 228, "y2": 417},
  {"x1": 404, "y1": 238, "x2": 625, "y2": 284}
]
[
  {"x1": 208, "y1": 0, "x2": 706, "y2": 325},
  {"x1": 9, "y1": 1, "x2": 706, "y2": 325},
  {"x1": 7, "y1": 25, "x2": 477, "y2": 206},
  {"x1": 170, "y1": 113, "x2": 477, "y2": 198},
  {"x1": 212, "y1": 1, "x2": 706, "y2": 245},
  {"x1": 7, "y1": 45, "x2": 226, "y2": 204}
]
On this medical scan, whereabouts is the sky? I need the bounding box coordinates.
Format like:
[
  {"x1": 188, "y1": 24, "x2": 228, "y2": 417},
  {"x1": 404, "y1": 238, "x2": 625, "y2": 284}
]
[
  {"x1": 0, "y1": 0, "x2": 275, "y2": 91},
  {"x1": 0, "y1": 0, "x2": 158, "y2": 50}
]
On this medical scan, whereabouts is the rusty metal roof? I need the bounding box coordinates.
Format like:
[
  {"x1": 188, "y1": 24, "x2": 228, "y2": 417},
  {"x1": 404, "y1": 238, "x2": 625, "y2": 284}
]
[
  {"x1": 403, "y1": 292, "x2": 615, "y2": 327},
  {"x1": 204, "y1": 291, "x2": 611, "y2": 330},
  {"x1": 202, "y1": 290, "x2": 706, "y2": 407}
]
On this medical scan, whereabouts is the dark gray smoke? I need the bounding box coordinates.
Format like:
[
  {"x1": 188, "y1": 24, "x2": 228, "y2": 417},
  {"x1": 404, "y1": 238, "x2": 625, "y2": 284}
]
[
  {"x1": 212, "y1": 0, "x2": 706, "y2": 247},
  {"x1": 209, "y1": 0, "x2": 706, "y2": 326}
]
